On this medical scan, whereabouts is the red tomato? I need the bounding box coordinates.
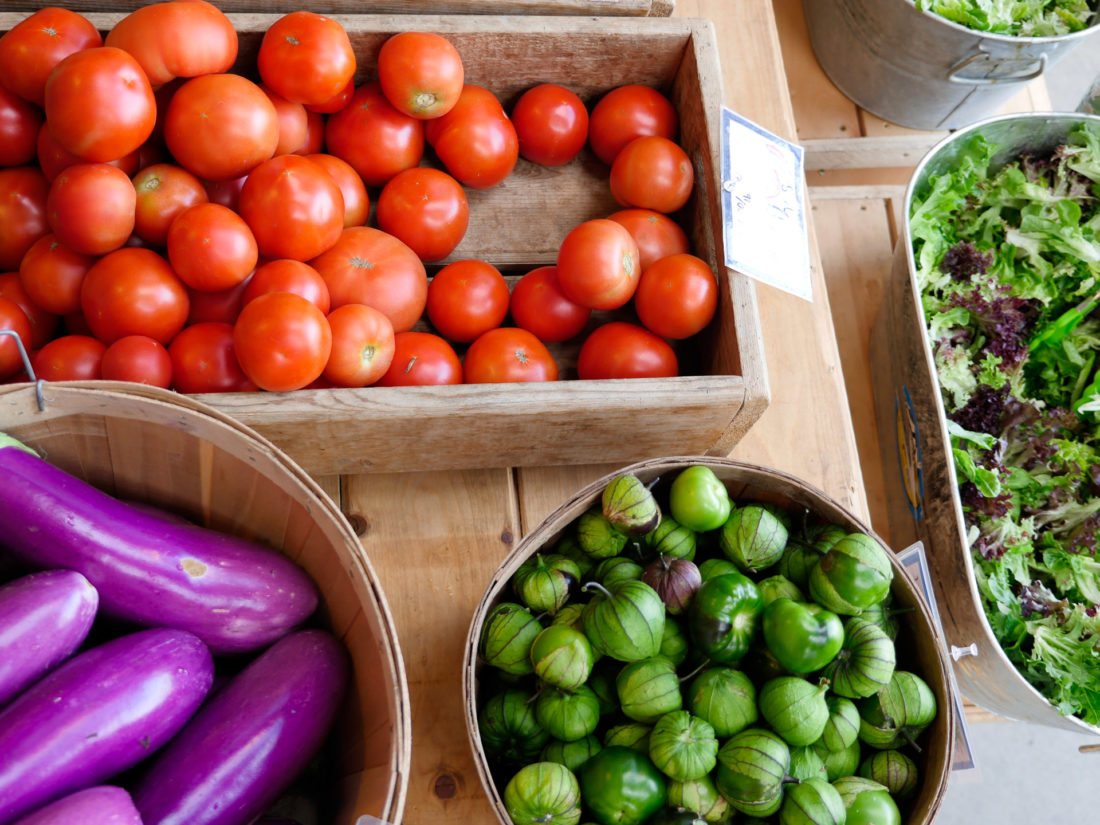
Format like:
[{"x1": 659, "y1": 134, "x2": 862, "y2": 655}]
[
  {"x1": 0, "y1": 296, "x2": 32, "y2": 380},
  {"x1": 243, "y1": 259, "x2": 330, "y2": 313},
  {"x1": 44, "y1": 46, "x2": 156, "y2": 163},
  {"x1": 258, "y1": 11, "x2": 356, "y2": 107},
  {"x1": 377, "y1": 31, "x2": 464, "y2": 119},
  {"x1": 186, "y1": 278, "x2": 250, "y2": 326},
  {"x1": 376, "y1": 167, "x2": 469, "y2": 263},
  {"x1": 306, "y1": 153, "x2": 369, "y2": 228},
  {"x1": 511, "y1": 83, "x2": 589, "y2": 167},
  {"x1": 464, "y1": 327, "x2": 558, "y2": 384},
  {"x1": 166, "y1": 202, "x2": 258, "y2": 292},
  {"x1": 36, "y1": 123, "x2": 140, "y2": 183},
  {"x1": 164, "y1": 73, "x2": 279, "y2": 182},
  {"x1": 324, "y1": 82, "x2": 425, "y2": 188},
  {"x1": 306, "y1": 77, "x2": 354, "y2": 115},
  {"x1": 298, "y1": 109, "x2": 325, "y2": 155},
  {"x1": 425, "y1": 84, "x2": 518, "y2": 189},
  {"x1": 610, "y1": 136, "x2": 694, "y2": 214},
  {"x1": 375, "y1": 330, "x2": 461, "y2": 387},
  {"x1": 132, "y1": 163, "x2": 209, "y2": 248},
  {"x1": 0, "y1": 166, "x2": 50, "y2": 271},
  {"x1": 46, "y1": 163, "x2": 136, "y2": 257},
  {"x1": 103, "y1": 0, "x2": 238, "y2": 88},
  {"x1": 18, "y1": 233, "x2": 95, "y2": 316},
  {"x1": 311, "y1": 226, "x2": 428, "y2": 333},
  {"x1": 80, "y1": 247, "x2": 190, "y2": 344},
  {"x1": 100, "y1": 334, "x2": 173, "y2": 387},
  {"x1": 588, "y1": 84, "x2": 678, "y2": 166},
  {"x1": 607, "y1": 208, "x2": 690, "y2": 273},
  {"x1": 31, "y1": 334, "x2": 106, "y2": 380},
  {"x1": 260, "y1": 85, "x2": 309, "y2": 157},
  {"x1": 233, "y1": 291, "x2": 332, "y2": 392},
  {"x1": 555, "y1": 218, "x2": 641, "y2": 311},
  {"x1": 324, "y1": 303, "x2": 396, "y2": 388},
  {"x1": 169, "y1": 321, "x2": 256, "y2": 394},
  {"x1": 426, "y1": 259, "x2": 509, "y2": 343},
  {"x1": 634, "y1": 253, "x2": 718, "y2": 340},
  {"x1": 0, "y1": 7, "x2": 102, "y2": 106},
  {"x1": 577, "y1": 321, "x2": 678, "y2": 379},
  {"x1": 0, "y1": 272, "x2": 58, "y2": 349},
  {"x1": 0, "y1": 84, "x2": 43, "y2": 167},
  {"x1": 203, "y1": 175, "x2": 246, "y2": 213},
  {"x1": 238, "y1": 154, "x2": 344, "y2": 262},
  {"x1": 509, "y1": 265, "x2": 591, "y2": 344}
]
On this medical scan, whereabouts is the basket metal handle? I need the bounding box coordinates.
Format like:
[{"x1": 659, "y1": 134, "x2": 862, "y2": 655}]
[
  {"x1": 948, "y1": 52, "x2": 1047, "y2": 85},
  {"x1": 0, "y1": 329, "x2": 46, "y2": 411}
]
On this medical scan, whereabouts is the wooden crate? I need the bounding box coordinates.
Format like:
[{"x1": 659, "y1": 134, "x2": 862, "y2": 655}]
[
  {"x1": 464, "y1": 457, "x2": 957, "y2": 825},
  {"x1": 0, "y1": 7, "x2": 767, "y2": 477},
  {"x1": 868, "y1": 113, "x2": 1100, "y2": 737},
  {"x1": 0, "y1": 380, "x2": 413, "y2": 824}
]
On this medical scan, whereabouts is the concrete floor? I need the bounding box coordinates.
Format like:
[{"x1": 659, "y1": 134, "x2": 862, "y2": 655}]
[{"x1": 927, "y1": 37, "x2": 1100, "y2": 825}]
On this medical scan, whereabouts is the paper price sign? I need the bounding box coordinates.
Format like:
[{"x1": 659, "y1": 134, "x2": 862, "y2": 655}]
[{"x1": 720, "y1": 107, "x2": 812, "y2": 301}]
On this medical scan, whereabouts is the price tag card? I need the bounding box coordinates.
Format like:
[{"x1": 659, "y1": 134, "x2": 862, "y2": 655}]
[
  {"x1": 897, "y1": 541, "x2": 978, "y2": 773},
  {"x1": 720, "y1": 107, "x2": 812, "y2": 301}
]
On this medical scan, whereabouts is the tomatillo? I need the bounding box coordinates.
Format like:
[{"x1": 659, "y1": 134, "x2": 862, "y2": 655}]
[
  {"x1": 687, "y1": 572, "x2": 762, "y2": 664},
  {"x1": 761, "y1": 597, "x2": 843, "y2": 674},
  {"x1": 668, "y1": 466, "x2": 732, "y2": 532},
  {"x1": 577, "y1": 745, "x2": 668, "y2": 825}
]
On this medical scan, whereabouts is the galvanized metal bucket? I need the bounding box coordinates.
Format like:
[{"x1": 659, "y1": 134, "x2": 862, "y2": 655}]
[
  {"x1": 870, "y1": 112, "x2": 1100, "y2": 736},
  {"x1": 803, "y1": 0, "x2": 1100, "y2": 130}
]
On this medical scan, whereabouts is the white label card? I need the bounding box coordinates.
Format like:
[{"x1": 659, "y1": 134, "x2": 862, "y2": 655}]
[
  {"x1": 720, "y1": 107, "x2": 812, "y2": 302},
  {"x1": 897, "y1": 541, "x2": 978, "y2": 772}
]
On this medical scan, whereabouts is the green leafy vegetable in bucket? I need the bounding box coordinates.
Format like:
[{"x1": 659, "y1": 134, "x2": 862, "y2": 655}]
[
  {"x1": 914, "y1": 0, "x2": 1096, "y2": 36},
  {"x1": 911, "y1": 121, "x2": 1100, "y2": 726}
]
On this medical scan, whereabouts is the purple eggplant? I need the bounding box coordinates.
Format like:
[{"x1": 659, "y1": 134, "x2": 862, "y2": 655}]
[
  {"x1": 10, "y1": 786, "x2": 142, "y2": 825},
  {"x1": 0, "y1": 627, "x2": 214, "y2": 825},
  {"x1": 0, "y1": 569, "x2": 98, "y2": 707},
  {"x1": 132, "y1": 629, "x2": 348, "y2": 825},
  {"x1": 0, "y1": 434, "x2": 319, "y2": 655}
]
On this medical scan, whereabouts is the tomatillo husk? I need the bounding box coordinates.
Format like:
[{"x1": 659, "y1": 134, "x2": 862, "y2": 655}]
[
  {"x1": 479, "y1": 688, "x2": 549, "y2": 767},
  {"x1": 535, "y1": 684, "x2": 601, "y2": 742},
  {"x1": 577, "y1": 508, "x2": 629, "y2": 559},
  {"x1": 821, "y1": 616, "x2": 896, "y2": 699},
  {"x1": 646, "y1": 516, "x2": 697, "y2": 561},
  {"x1": 777, "y1": 776, "x2": 845, "y2": 825},
  {"x1": 667, "y1": 774, "x2": 732, "y2": 824},
  {"x1": 648, "y1": 710, "x2": 719, "y2": 782},
  {"x1": 541, "y1": 733, "x2": 603, "y2": 772},
  {"x1": 758, "y1": 676, "x2": 830, "y2": 747},
  {"x1": 530, "y1": 624, "x2": 594, "y2": 690},
  {"x1": 720, "y1": 504, "x2": 789, "y2": 573},
  {"x1": 581, "y1": 579, "x2": 666, "y2": 662},
  {"x1": 480, "y1": 602, "x2": 542, "y2": 676},
  {"x1": 503, "y1": 761, "x2": 582, "y2": 825},
  {"x1": 602, "y1": 473, "x2": 661, "y2": 536},
  {"x1": 687, "y1": 666, "x2": 757, "y2": 738},
  {"x1": 604, "y1": 722, "x2": 653, "y2": 753},
  {"x1": 714, "y1": 728, "x2": 791, "y2": 817},
  {"x1": 616, "y1": 656, "x2": 683, "y2": 723},
  {"x1": 859, "y1": 748, "x2": 920, "y2": 799}
]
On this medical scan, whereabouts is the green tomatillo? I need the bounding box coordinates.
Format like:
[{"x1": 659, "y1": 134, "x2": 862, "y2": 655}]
[
  {"x1": 761, "y1": 597, "x2": 844, "y2": 674},
  {"x1": 832, "y1": 776, "x2": 902, "y2": 825},
  {"x1": 577, "y1": 745, "x2": 668, "y2": 825},
  {"x1": 503, "y1": 761, "x2": 582, "y2": 825},
  {"x1": 687, "y1": 572, "x2": 762, "y2": 664},
  {"x1": 530, "y1": 624, "x2": 594, "y2": 690},
  {"x1": 807, "y1": 532, "x2": 893, "y2": 615},
  {"x1": 668, "y1": 465, "x2": 732, "y2": 533},
  {"x1": 582, "y1": 579, "x2": 666, "y2": 662}
]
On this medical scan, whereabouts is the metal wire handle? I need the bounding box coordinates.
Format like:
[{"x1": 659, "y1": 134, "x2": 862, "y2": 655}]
[{"x1": 0, "y1": 329, "x2": 46, "y2": 411}]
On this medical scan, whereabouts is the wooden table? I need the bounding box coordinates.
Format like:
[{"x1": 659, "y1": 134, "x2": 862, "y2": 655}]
[{"x1": 329, "y1": 2, "x2": 872, "y2": 822}]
